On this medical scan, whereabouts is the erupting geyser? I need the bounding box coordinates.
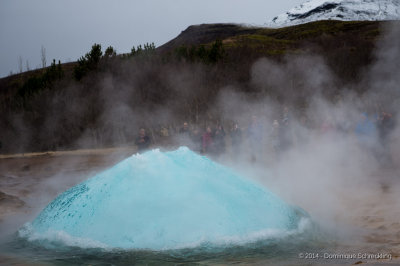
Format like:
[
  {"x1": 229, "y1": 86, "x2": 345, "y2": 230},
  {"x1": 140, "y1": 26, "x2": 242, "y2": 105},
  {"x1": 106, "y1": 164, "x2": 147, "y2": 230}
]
[{"x1": 20, "y1": 147, "x2": 305, "y2": 250}]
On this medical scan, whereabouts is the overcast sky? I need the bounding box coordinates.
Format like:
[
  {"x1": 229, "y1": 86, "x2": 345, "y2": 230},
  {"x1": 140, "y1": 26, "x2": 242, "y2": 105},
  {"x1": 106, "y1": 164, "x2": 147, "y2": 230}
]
[{"x1": 0, "y1": 0, "x2": 304, "y2": 78}]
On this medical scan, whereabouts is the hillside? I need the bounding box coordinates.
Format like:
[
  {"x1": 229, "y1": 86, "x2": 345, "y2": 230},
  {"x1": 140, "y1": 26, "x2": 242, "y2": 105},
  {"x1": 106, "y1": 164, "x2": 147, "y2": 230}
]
[
  {"x1": 0, "y1": 20, "x2": 396, "y2": 153},
  {"x1": 1, "y1": 20, "x2": 385, "y2": 94},
  {"x1": 158, "y1": 23, "x2": 260, "y2": 51},
  {"x1": 159, "y1": 20, "x2": 382, "y2": 82}
]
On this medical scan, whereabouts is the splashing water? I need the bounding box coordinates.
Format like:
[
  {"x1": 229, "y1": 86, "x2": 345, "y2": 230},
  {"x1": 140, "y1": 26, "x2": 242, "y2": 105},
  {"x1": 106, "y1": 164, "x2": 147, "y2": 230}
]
[{"x1": 19, "y1": 147, "x2": 307, "y2": 250}]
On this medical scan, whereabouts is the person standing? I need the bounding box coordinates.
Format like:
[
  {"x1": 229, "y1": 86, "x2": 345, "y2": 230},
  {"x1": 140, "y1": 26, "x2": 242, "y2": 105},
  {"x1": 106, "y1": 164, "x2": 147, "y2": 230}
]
[
  {"x1": 190, "y1": 127, "x2": 202, "y2": 153},
  {"x1": 202, "y1": 126, "x2": 213, "y2": 154},
  {"x1": 178, "y1": 121, "x2": 191, "y2": 147},
  {"x1": 135, "y1": 128, "x2": 151, "y2": 153},
  {"x1": 213, "y1": 124, "x2": 226, "y2": 156}
]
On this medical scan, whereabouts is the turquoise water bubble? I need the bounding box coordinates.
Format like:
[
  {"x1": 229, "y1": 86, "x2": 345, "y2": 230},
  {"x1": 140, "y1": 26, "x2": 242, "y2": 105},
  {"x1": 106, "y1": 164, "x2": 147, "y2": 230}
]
[{"x1": 22, "y1": 147, "x2": 304, "y2": 250}]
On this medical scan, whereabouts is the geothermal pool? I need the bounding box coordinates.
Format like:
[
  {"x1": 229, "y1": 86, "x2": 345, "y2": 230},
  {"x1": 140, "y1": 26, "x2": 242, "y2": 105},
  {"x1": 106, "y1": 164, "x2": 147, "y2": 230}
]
[{"x1": 1, "y1": 147, "x2": 330, "y2": 265}]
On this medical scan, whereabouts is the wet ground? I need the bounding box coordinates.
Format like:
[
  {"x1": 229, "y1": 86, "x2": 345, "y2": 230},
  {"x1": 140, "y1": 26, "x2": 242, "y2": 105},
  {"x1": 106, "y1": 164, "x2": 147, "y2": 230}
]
[{"x1": 0, "y1": 147, "x2": 399, "y2": 265}]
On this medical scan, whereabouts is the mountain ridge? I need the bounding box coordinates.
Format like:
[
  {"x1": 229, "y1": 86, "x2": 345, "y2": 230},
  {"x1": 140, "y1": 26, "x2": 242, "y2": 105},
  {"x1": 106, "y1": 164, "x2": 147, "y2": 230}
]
[{"x1": 270, "y1": 0, "x2": 400, "y2": 27}]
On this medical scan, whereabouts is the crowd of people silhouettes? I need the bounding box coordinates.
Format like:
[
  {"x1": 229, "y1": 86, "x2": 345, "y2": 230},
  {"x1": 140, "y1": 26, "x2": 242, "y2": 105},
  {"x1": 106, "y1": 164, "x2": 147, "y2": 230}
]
[{"x1": 134, "y1": 105, "x2": 395, "y2": 165}]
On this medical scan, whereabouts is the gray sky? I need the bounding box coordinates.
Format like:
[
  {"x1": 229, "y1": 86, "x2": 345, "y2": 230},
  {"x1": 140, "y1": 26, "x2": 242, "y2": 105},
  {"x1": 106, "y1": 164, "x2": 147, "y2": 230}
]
[{"x1": 0, "y1": 0, "x2": 304, "y2": 78}]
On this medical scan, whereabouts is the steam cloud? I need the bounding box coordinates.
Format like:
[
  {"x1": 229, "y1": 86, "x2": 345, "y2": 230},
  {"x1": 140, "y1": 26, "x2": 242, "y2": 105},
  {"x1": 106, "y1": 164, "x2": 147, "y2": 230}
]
[{"x1": 1, "y1": 22, "x2": 400, "y2": 251}]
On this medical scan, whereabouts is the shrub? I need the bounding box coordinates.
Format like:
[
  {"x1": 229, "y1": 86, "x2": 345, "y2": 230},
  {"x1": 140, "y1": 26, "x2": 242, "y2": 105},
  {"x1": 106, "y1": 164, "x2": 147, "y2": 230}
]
[
  {"x1": 18, "y1": 59, "x2": 64, "y2": 98},
  {"x1": 74, "y1": 43, "x2": 103, "y2": 80}
]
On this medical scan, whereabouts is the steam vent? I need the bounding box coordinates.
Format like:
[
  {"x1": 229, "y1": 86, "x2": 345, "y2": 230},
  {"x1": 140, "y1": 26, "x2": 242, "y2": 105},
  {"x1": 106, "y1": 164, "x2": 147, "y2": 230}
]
[{"x1": 22, "y1": 147, "x2": 303, "y2": 250}]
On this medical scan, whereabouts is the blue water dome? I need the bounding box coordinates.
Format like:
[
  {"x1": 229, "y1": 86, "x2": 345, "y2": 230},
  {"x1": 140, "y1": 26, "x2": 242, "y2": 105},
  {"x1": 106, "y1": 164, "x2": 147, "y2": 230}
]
[{"x1": 23, "y1": 147, "x2": 304, "y2": 250}]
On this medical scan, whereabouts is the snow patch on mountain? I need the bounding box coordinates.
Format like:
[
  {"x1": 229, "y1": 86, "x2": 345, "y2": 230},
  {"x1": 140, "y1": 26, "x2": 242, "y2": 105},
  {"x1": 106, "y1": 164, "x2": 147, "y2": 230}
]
[{"x1": 269, "y1": 0, "x2": 400, "y2": 27}]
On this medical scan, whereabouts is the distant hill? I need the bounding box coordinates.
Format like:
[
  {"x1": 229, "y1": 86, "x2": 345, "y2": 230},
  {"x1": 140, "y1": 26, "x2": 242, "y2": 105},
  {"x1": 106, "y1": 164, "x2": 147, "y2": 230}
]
[
  {"x1": 1, "y1": 20, "x2": 385, "y2": 89},
  {"x1": 159, "y1": 20, "x2": 382, "y2": 82},
  {"x1": 0, "y1": 20, "x2": 396, "y2": 153},
  {"x1": 158, "y1": 23, "x2": 259, "y2": 51}
]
